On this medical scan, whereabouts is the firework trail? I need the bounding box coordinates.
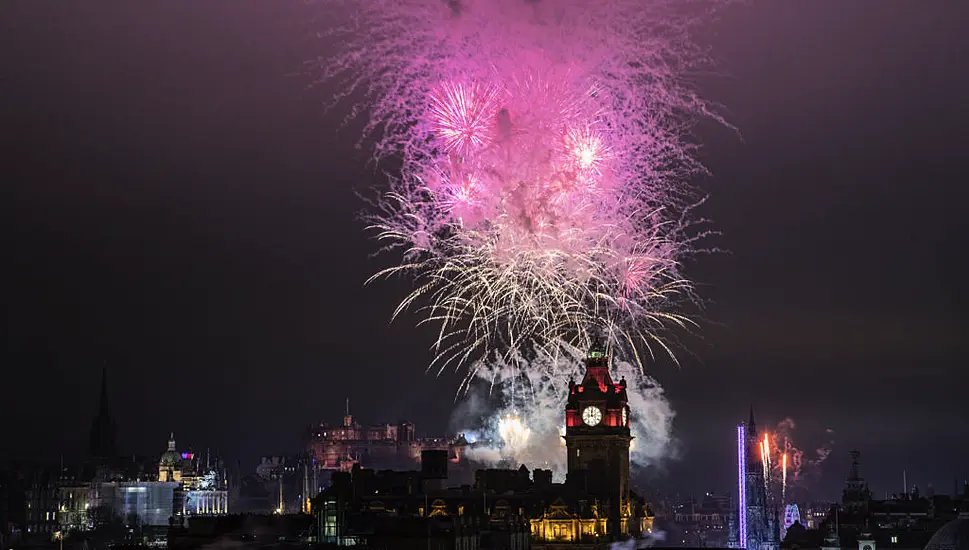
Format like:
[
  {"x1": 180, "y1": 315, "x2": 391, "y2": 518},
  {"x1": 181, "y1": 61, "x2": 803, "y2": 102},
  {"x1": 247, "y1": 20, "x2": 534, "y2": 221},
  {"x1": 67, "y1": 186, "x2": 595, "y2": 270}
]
[
  {"x1": 317, "y1": 0, "x2": 732, "y2": 381},
  {"x1": 761, "y1": 433, "x2": 772, "y2": 489},
  {"x1": 782, "y1": 452, "x2": 788, "y2": 504},
  {"x1": 763, "y1": 419, "x2": 836, "y2": 501}
]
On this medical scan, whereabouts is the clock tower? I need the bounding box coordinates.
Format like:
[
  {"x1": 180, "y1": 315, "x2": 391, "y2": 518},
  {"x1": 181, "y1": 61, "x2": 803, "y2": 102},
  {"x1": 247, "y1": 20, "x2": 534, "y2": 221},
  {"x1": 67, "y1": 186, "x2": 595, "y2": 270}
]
[{"x1": 564, "y1": 337, "x2": 632, "y2": 536}]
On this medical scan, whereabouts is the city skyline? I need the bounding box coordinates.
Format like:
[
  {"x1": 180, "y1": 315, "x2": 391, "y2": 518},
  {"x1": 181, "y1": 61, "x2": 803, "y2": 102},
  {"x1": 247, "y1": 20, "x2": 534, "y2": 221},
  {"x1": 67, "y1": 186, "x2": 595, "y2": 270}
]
[
  {"x1": 9, "y1": 367, "x2": 959, "y2": 507},
  {"x1": 2, "y1": 0, "x2": 966, "y2": 505}
]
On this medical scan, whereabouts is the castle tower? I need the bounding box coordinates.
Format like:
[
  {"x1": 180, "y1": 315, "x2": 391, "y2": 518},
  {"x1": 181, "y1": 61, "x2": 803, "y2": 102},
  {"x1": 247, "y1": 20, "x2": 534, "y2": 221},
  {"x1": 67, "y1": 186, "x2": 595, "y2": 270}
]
[
  {"x1": 89, "y1": 366, "x2": 117, "y2": 461},
  {"x1": 564, "y1": 336, "x2": 632, "y2": 538}
]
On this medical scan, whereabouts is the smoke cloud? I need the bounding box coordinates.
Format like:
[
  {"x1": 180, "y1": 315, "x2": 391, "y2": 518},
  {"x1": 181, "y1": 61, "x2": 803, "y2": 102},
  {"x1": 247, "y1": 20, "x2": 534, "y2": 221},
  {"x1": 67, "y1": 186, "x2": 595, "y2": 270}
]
[
  {"x1": 770, "y1": 418, "x2": 835, "y2": 486},
  {"x1": 451, "y1": 346, "x2": 677, "y2": 480}
]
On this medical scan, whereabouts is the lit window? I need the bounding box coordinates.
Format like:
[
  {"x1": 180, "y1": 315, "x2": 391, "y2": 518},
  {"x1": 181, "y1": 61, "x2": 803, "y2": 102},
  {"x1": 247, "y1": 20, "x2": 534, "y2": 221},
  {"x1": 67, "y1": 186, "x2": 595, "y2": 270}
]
[{"x1": 892, "y1": 536, "x2": 898, "y2": 544}]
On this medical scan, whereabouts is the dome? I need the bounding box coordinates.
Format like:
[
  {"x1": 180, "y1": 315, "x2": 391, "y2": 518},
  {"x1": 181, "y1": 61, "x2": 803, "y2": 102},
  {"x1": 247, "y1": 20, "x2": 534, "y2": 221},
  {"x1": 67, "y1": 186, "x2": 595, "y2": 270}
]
[
  {"x1": 925, "y1": 514, "x2": 969, "y2": 550},
  {"x1": 160, "y1": 450, "x2": 180, "y2": 466},
  {"x1": 159, "y1": 433, "x2": 181, "y2": 466}
]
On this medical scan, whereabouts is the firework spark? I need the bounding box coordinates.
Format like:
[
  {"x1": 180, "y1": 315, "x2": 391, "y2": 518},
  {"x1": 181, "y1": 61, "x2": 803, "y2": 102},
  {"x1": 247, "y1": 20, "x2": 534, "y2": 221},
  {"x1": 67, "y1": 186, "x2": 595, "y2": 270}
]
[
  {"x1": 498, "y1": 414, "x2": 531, "y2": 452},
  {"x1": 427, "y1": 81, "x2": 504, "y2": 157}
]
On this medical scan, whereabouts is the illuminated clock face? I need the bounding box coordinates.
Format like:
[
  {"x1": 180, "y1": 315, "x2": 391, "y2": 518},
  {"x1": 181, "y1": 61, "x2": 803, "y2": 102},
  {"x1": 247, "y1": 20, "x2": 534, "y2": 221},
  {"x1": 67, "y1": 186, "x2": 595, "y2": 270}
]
[
  {"x1": 863, "y1": 545, "x2": 872, "y2": 550},
  {"x1": 582, "y1": 406, "x2": 602, "y2": 426},
  {"x1": 622, "y1": 407, "x2": 628, "y2": 426}
]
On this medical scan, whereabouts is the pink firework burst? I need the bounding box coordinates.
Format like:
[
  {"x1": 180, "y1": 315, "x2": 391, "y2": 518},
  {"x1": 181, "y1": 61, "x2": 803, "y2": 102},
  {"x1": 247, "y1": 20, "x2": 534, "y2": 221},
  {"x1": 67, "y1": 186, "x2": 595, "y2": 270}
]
[
  {"x1": 428, "y1": 81, "x2": 504, "y2": 158},
  {"x1": 560, "y1": 125, "x2": 610, "y2": 186},
  {"x1": 315, "y1": 0, "x2": 735, "y2": 380}
]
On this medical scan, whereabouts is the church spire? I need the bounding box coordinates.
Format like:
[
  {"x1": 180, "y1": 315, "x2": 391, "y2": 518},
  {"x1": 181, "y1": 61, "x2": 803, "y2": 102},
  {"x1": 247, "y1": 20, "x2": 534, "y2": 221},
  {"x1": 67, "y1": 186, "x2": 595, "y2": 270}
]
[
  {"x1": 848, "y1": 450, "x2": 861, "y2": 481},
  {"x1": 748, "y1": 405, "x2": 757, "y2": 436},
  {"x1": 98, "y1": 365, "x2": 110, "y2": 415},
  {"x1": 90, "y1": 364, "x2": 117, "y2": 460}
]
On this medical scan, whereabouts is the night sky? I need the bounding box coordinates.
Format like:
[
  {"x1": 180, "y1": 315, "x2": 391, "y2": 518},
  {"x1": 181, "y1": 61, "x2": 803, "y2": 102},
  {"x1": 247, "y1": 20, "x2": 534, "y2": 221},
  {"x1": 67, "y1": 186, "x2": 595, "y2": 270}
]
[{"x1": 2, "y1": 1, "x2": 967, "y2": 500}]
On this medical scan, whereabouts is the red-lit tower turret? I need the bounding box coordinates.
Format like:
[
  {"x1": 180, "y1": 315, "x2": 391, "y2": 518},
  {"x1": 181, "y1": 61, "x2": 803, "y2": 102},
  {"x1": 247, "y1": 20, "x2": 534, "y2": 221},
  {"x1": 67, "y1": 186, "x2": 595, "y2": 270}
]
[{"x1": 564, "y1": 336, "x2": 631, "y2": 538}]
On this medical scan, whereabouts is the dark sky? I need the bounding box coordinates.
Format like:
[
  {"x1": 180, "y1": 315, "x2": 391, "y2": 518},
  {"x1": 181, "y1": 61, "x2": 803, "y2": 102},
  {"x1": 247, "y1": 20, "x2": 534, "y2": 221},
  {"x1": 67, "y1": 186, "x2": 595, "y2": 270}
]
[{"x1": 2, "y1": 1, "x2": 967, "y2": 500}]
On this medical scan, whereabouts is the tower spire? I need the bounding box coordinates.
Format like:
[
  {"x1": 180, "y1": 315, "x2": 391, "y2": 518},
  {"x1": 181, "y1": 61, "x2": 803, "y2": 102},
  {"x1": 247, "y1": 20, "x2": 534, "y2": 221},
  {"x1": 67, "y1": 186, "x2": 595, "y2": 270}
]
[
  {"x1": 748, "y1": 405, "x2": 757, "y2": 436},
  {"x1": 99, "y1": 364, "x2": 110, "y2": 415},
  {"x1": 343, "y1": 398, "x2": 353, "y2": 427},
  {"x1": 90, "y1": 363, "x2": 117, "y2": 460},
  {"x1": 849, "y1": 450, "x2": 861, "y2": 480}
]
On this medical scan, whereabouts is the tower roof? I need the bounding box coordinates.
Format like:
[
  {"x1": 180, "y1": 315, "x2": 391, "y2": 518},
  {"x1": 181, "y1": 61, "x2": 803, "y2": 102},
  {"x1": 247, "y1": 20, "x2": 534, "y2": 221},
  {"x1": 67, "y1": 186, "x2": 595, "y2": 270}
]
[
  {"x1": 580, "y1": 338, "x2": 615, "y2": 389},
  {"x1": 566, "y1": 337, "x2": 628, "y2": 414},
  {"x1": 588, "y1": 332, "x2": 608, "y2": 359}
]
